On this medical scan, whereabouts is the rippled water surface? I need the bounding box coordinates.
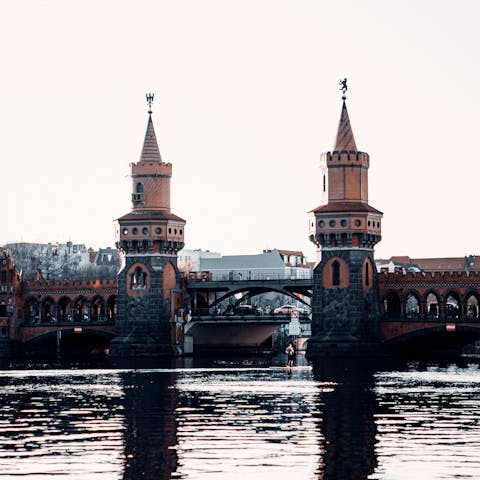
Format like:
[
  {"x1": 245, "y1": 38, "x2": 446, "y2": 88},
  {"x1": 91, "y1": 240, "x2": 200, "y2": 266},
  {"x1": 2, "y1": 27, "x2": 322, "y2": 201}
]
[{"x1": 1, "y1": 359, "x2": 480, "y2": 479}]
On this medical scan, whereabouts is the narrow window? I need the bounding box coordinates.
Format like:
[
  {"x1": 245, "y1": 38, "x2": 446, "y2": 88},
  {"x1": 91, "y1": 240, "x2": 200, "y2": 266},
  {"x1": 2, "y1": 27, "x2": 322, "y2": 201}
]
[
  {"x1": 136, "y1": 182, "x2": 144, "y2": 193},
  {"x1": 332, "y1": 260, "x2": 340, "y2": 286},
  {"x1": 323, "y1": 175, "x2": 326, "y2": 192},
  {"x1": 365, "y1": 262, "x2": 370, "y2": 286}
]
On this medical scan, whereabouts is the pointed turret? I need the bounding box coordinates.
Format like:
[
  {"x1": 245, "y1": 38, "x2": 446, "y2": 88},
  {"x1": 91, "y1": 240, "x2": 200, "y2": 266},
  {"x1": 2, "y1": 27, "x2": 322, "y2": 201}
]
[
  {"x1": 333, "y1": 100, "x2": 357, "y2": 151},
  {"x1": 139, "y1": 114, "x2": 162, "y2": 163}
]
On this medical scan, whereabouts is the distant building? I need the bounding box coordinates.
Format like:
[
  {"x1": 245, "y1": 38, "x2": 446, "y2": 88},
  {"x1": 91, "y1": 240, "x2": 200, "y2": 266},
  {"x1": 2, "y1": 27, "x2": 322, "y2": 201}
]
[
  {"x1": 5, "y1": 242, "x2": 120, "y2": 280},
  {"x1": 177, "y1": 249, "x2": 222, "y2": 273},
  {"x1": 376, "y1": 255, "x2": 479, "y2": 274},
  {"x1": 199, "y1": 248, "x2": 312, "y2": 280}
]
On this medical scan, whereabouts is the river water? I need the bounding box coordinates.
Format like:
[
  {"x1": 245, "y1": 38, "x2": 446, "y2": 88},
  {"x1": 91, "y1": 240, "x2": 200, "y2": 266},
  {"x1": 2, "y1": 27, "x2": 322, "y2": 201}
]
[{"x1": 0, "y1": 356, "x2": 480, "y2": 479}]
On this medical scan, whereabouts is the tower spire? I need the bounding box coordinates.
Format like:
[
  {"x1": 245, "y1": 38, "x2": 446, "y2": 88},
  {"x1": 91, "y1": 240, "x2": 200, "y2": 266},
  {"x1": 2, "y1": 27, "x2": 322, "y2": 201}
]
[
  {"x1": 333, "y1": 79, "x2": 357, "y2": 151},
  {"x1": 140, "y1": 93, "x2": 162, "y2": 163}
]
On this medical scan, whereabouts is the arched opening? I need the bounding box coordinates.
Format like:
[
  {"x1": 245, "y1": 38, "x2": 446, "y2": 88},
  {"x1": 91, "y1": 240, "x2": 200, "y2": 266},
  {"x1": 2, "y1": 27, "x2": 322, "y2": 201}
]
[
  {"x1": 130, "y1": 266, "x2": 147, "y2": 290},
  {"x1": 74, "y1": 296, "x2": 88, "y2": 322},
  {"x1": 57, "y1": 296, "x2": 72, "y2": 322},
  {"x1": 466, "y1": 292, "x2": 480, "y2": 320},
  {"x1": 445, "y1": 292, "x2": 461, "y2": 319},
  {"x1": 136, "y1": 182, "x2": 144, "y2": 194},
  {"x1": 426, "y1": 292, "x2": 440, "y2": 318},
  {"x1": 41, "y1": 297, "x2": 56, "y2": 323},
  {"x1": 107, "y1": 295, "x2": 117, "y2": 322},
  {"x1": 332, "y1": 260, "x2": 340, "y2": 286},
  {"x1": 91, "y1": 296, "x2": 106, "y2": 322},
  {"x1": 24, "y1": 297, "x2": 40, "y2": 323},
  {"x1": 405, "y1": 292, "x2": 420, "y2": 319},
  {"x1": 383, "y1": 292, "x2": 401, "y2": 318},
  {"x1": 365, "y1": 262, "x2": 370, "y2": 287},
  {"x1": 0, "y1": 301, "x2": 6, "y2": 317}
]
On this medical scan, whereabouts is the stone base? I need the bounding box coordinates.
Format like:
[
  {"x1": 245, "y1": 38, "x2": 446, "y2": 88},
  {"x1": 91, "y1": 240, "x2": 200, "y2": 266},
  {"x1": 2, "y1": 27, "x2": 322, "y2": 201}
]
[
  {"x1": 0, "y1": 338, "x2": 10, "y2": 358},
  {"x1": 109, "y1": 336, "x2": 181, "y2": 358},
  {"x1": 306, "y1": 333, "x2": 384, "y2": 358}
]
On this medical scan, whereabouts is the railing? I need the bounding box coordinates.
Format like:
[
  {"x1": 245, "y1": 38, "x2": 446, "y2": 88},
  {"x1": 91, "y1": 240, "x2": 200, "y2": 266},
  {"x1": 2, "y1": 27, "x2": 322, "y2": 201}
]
[
  {"x1": 192, "y1": 307, "x2": 311, "y2": 318},
  {"x1": 22, "y1": 315, "x2": 115, "y2": 326},
  {"x1": 187, "y1": 272, "x2": 313, "y2": 282},
  {"x1": 382, "y1": 313, "x2": 480, "y2": 323}
]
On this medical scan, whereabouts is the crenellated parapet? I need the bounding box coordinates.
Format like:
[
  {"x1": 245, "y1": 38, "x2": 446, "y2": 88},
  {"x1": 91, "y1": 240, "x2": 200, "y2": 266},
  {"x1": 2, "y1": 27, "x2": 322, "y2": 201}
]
[
  {"x1": 324, "y1": 150, "x2": 370, "y2": 169},
  {"x1": 22, "y1": 278, "x2": 118, "y2": 296}
]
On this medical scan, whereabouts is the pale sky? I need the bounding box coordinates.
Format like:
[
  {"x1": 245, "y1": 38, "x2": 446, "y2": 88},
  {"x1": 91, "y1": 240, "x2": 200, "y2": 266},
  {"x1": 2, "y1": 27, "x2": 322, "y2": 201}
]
[{"x1": 1, "y1": 0, "x2": 479, "y2": 261}]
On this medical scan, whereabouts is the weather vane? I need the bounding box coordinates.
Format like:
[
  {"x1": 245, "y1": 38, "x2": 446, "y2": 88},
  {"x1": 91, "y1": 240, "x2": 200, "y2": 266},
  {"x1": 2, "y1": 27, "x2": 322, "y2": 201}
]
[
  {"x1": 339, "y1": 78, "x2": 348, "y2": 100},
  {"x1": 146, "y1": 93, "x2": 154, "y2": 114}
]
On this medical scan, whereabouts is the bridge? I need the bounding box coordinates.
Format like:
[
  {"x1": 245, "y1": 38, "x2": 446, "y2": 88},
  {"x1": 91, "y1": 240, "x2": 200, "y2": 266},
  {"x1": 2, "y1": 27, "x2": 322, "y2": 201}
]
[
  {"x1": 185, "y1": 272, "x2": 312, "y2": 313},
  {"x1": 183, "y1": 270, "x2": 480, "y2": 356}
]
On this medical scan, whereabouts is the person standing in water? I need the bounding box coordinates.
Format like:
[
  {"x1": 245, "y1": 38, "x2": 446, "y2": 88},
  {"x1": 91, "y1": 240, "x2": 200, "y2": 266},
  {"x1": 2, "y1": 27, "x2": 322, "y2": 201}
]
[{"x1": 285, "y1": 342, "x2": 295, "y2": 367}]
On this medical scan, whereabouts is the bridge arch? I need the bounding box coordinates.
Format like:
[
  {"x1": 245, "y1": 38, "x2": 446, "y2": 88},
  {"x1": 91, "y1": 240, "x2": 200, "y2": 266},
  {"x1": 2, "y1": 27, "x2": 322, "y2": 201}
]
[
  {"x1": 207, "y1": 285, "x2": 309, "y2": 311},
  {"x1": 384, "y1": 324, "x2": 480, "y2": 356},
  {"x1": 23, "y1": 327, "x2": 114, "y2": 358}
]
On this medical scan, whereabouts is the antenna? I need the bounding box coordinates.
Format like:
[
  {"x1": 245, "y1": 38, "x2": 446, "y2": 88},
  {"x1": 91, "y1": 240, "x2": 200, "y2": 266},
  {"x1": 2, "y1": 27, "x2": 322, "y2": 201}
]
[{"x1": 146, "y1": 93, "x2": 154, "y2": 114}]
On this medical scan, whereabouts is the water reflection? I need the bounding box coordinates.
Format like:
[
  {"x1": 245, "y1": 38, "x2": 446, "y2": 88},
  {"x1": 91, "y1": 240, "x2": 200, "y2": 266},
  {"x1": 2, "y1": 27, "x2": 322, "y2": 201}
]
[
  {"x1": 1, "y1": 359, "x2": 480, "y2": 479},
  {"x1": 312, "y1": 358, "x2": 378, "y2": 479},
  {"x1": 0, "y1": 369, "x2": 125, "y2": 478},
  {"x1": 120, "y1": 369, "x2": 178, "y2": 479},
  {"x1": 172, "y1": 367, "x2": 321, "y2": 479}
]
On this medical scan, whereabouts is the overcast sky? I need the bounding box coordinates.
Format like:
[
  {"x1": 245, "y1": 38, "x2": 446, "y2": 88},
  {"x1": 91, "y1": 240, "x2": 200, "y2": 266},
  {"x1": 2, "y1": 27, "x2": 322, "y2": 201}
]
[{"x1": 1, "y1": 0, "x2": 478, "y2": 261}]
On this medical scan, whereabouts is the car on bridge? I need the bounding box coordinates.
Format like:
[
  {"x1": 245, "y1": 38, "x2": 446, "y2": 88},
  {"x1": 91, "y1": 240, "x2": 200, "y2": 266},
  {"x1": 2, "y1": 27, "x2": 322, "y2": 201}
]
[{"x1": 273, "y1": 304, "x2": 310, "y2": 315}]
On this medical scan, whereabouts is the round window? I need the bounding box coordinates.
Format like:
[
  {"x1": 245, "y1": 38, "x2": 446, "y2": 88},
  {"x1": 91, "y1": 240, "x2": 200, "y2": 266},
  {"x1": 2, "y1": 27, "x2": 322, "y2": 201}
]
[
  {"x1": 155, "y1": 227, "x2": 162, "y2": 234},
  {"x1": 355, "y1": 220, "x2": 361, "y2": 227},
  {"x1": 132, "y1": 227, "x2": 138, "y2": 235},
  {"x1": 142, "y1": 227, "x2": 148, "y2": 235},
  {"x1": 168, "y1": 228, "x2": 172, "y2": 234},
  {"x1": 318, "y1": 220, "x2": 325, "y2": 228},
  {"x1": 179, "y1": 229, "x2": 183, "y2": 235},
  {"x1": 329, "y1": 219, "x2": 336, "y2": 227},
  {"x1": 340, "y1": 219, "x2": 347, "y2": 227},
  {"x1": 122, "y1": 228, "x2": 128, "y2": 235}
]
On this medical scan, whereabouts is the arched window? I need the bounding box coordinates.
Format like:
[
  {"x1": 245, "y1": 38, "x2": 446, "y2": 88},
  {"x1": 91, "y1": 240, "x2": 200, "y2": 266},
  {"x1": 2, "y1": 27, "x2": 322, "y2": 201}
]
[
  {"x1": 131, "y1": 266, "x2": 148, "y2": 289},
  {"x1": 405, "y1": 293, "x2": 420, "y2": 318},
  {"x1": 332, "y1": 260, "x2": 340, "y2": 286},
  {"x1": 466, "y1": 293, "x2": 479, "y2": 319},
  {"x1": 323, "y1": 175, "x2": 326, "y2": 192},
  {"x1": 136, "y1": 182, "x2": 144, "y2": 194},
  {"x1": 426, "y1": 292, "x2": 440, "y2": 318},
  {"x1": 365, "y1": 262, "x2": 370, "y2": 287}
]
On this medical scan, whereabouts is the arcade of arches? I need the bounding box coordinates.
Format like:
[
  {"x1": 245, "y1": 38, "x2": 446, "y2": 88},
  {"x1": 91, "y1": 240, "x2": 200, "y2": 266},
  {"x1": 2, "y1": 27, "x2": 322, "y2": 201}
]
[
  {"x1": 23, "y1": 294, "x2": 117, "y2": 324},
  {"x1": 379, "y1": 272, "x2": 480, "y2": 321}
]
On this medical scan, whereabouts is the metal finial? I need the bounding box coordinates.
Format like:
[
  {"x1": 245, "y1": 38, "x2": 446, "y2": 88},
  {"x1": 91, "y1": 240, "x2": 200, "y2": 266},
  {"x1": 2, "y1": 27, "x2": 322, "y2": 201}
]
[
  {"x1": 339, "y1": 78, "x2": 347, "y2": 100},
  {"x1": 146, "y1": 93, "x2": 154, "y2": 114}
]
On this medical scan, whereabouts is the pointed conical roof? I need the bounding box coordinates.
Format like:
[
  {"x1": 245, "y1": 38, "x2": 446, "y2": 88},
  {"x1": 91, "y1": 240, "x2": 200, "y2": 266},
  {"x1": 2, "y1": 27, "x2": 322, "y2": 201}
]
[
  {"x1": 333, "y1": 100, "x2": 357, "y2": 151},
  {"x1": 139, "y1": 114, "x2": 162, "y2": 162}
]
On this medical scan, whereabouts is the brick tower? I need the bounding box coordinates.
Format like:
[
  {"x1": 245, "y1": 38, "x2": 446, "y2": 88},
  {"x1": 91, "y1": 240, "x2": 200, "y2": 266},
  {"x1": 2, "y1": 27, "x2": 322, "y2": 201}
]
[
  {"x1": 109, "y1": 94, "x2": 186, "y2": 357},
  {"x1": 306, "y1": 82, "x2": 383, "y2": 357}
]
